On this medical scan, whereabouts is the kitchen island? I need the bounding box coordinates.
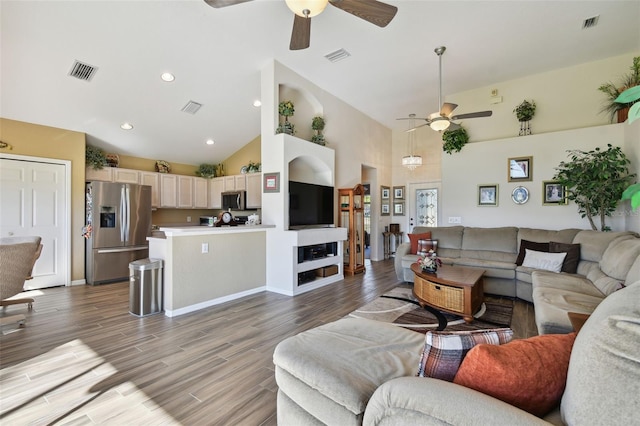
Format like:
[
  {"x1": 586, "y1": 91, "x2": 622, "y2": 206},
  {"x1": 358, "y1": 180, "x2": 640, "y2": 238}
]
[{"x1": 149, "y1": 225, "x2": 274, "y2": 317}]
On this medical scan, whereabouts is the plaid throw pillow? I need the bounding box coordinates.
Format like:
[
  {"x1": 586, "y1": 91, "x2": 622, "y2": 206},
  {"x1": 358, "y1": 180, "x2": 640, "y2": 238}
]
[{"x1": 417, "y1": 328, "x2": 513, "y2": 381}]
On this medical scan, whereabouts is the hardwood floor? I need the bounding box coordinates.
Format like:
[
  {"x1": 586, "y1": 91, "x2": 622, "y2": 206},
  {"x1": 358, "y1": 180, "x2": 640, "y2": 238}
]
[{"x1": 0, "y1": 259, "x2": 537, "y2": 425}]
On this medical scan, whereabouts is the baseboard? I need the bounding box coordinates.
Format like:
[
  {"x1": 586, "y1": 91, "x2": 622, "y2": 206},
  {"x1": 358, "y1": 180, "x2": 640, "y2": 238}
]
[
  {"x1": 164, "y1": 286, "x2": 265, "y2": 317},
  {"x1": 71, "y1": 279, "x2": 86, "y2": 286}
]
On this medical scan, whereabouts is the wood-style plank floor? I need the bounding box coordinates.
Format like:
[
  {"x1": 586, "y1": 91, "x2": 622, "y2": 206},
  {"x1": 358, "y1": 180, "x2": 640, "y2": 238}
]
[{"x1": 0, "y1": 259, "x2": 537, "y2": 425}]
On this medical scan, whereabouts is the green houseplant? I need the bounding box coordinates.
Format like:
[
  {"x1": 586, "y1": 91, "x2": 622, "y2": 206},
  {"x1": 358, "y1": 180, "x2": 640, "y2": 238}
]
[
  {"x1": 598, "y1": 56, "x2": 640, "y2": 123},
  {"x1": 441, "y1": 126, "x2": 469, "y2": 154},
  {"x1": 554, "y1": 144, "x2": 635, "y2": 231},
  {"x1": 276, "y1": 100, "x2": 295, "y2": 135},
  {"x1": 513, "y1": 100, "x2": 536, "y2": 122},
  {"x1": 85, "y1": 145, "x2": 107, "y2": 170},
  {"x1": 616, "y1": 84, "x2": 640, "y2": 211},
  {"x1": 195, "y1": 164, "x2": 216, "y2": 179},
  {"x1": 311, "y1": 116, "x2": 326, "y2": 145}
]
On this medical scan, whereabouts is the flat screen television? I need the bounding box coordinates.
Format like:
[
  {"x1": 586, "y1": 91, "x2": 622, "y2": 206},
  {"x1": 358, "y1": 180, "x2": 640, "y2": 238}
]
[{"x1": 289, "y1": 181, "x2": 334, "y2": 229}]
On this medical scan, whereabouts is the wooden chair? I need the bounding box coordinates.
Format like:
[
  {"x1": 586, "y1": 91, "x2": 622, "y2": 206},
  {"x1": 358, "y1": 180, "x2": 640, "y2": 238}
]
[{"x1": 1, "y1": 236, "x2": 42, "y2": 328}]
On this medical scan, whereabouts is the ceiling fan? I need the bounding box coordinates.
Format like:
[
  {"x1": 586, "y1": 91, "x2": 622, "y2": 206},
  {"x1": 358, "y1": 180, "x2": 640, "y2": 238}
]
[
  {"x1": 204, "y1": 0, "x2": 398, "y2": 50},
  {"x1": 398, "y1": 46, "x2": 492, "y2": 133}
]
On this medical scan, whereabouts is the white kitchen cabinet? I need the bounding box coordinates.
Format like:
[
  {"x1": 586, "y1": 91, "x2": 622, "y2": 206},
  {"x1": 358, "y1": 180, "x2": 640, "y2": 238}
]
[
  {"x1": 193, "y1": 177, "x2": 208, "y2": 208},
  {"x1": 246, "y1": 173, "x2": 262, "y2": 209},
  {"x1": 177, "y1": 175, "x2": 193, "y2": 209},
  {"x1": 223, "y1": 176, "x2": 236, "y2": 191},
  {"x1": 208, "y1": 177, "x2": 224, "y2": 209},
  {"x1": 85, "y1": 167, "x2": 113, "y2": 182},
  {"x1": 139, "y1": 171, "x2": 160, "y2": 208},
  {"x1": 159, "y1": 174, "x2": 177, "y2": 208},
  {"x1": 113, "y1": 168, "x2": 139, "y2": 184},
  {"x1": 235, "y1": 175, "x2": 246, "y2": 191}
]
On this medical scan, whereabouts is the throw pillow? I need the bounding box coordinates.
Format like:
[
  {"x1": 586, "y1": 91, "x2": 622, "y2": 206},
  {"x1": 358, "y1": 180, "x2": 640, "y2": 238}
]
[
  {"x1": 416, "y1": 328, "x2": 513, "y2": 382},
  {"x1": 549, "y1": 242, "x2": 581, "y2": 274},
  {"x1": 409, "y1": 232, "x2": 432, "y2": 254},
  {"x1": 522, "y1": 249, "x2": 567, "y2": 273},
  {"x1": 453, "y1": 332, "x2": 577, "y2": 417},
  {"x1": 516, "y1": 240, "x2": 550, "y2": 266}
]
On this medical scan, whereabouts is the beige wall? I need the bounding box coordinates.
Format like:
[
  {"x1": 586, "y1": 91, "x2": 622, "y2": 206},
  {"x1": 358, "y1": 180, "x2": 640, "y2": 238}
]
[
  {"x1": 222, "y1": 135, "x2": 261, "y2": 177},
  {"x1": 0, "y1": 118, "x2": 86, "y2": 282},
  {"x1": 117, "y1": 154, "x2": 198, "y2": 176}
]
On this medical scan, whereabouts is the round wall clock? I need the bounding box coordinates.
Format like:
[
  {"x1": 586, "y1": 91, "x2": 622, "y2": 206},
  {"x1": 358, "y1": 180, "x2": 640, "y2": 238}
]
[{"x1": 511, "y1": 186, "x2": 529, "y2": 204}]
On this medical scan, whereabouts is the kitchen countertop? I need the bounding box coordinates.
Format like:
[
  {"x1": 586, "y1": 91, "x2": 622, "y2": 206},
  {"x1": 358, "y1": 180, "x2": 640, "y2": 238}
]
[{"x1": 155, "y1": 224, "x2": 274, "y2": 237}]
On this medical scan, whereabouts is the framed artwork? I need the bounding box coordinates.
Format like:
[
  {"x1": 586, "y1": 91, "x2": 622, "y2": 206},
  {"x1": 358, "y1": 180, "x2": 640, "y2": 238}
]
[
  {"x1": 508, "y1": 156, "x2": 533, "y2": 182},
  {"x1": 511, "y1": 186, "x2": 529, "y2": 204},
  {"x1": 478, "y1": 184, "x2": 499, "y2": 206},
  {"x1": 393, "y1": 186, "x2": 405, "y2": 200},
  {"x1": 263, "y1": 172, "x2": 280, "y2": 193},
  {"x1": 381, "y1": 203, "x2": 390, "y2": 215},
  {"x1": 543, "y1": 181, "x2": 567, "y2": 205},
  {"x1": 381, "y1": 185, "x2": 390, "y2": 200},
  {"x1": 394, "y1": 202, "x2": 405, "y2": 215}
]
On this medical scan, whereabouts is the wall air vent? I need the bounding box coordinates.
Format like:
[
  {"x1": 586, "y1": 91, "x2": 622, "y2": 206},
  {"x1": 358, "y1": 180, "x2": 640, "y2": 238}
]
[
  {"x1": 181, "y1": 100, "x2": 203, "y2": 115},
  {"x1": 325, "y1": 48, "x2": 351, "y2": 63},
  {"x1": 69, "y1": 60, "x2": 98, "y2": 81},
  {"x1": 582, "y1": 15, "x2": 599, "y2": 29}
]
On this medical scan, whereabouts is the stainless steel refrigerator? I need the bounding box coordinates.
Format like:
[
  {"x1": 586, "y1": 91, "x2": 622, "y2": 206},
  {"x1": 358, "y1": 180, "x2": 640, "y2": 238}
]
[{"x1": 85, "y1": 181, "x2": 152, "y2": 285}]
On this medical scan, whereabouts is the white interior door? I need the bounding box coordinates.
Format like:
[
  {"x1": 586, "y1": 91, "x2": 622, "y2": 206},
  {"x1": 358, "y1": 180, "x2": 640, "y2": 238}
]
[
  {"x1": 0, "y1": 157, "x2": 69, "y2": 289},
  {"x1": 408, "y1": 182, "x2": 440, "y2": 231}
]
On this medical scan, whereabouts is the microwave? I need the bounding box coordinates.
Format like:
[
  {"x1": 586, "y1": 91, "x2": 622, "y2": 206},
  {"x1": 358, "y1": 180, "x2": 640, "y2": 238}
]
[{"x1": 222, "y1": 191, "x2": 247, "y2": 211}]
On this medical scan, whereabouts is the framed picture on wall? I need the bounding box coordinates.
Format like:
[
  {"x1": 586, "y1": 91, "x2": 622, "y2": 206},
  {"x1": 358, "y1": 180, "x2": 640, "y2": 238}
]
[
  {"x1": 478, "y1": 184, "x2": 499, "y2": 206},
  {"x1": 394, "y1": 202, "x2": 405, "y2": 215},
  {"x1": 381, "y1": 203, "x2": 390, "y2": 215},
  {"x1": 393, "y1": 186, "x2": 405, "y2": 200},
  {"x1": 381, "y1": 186, "x2": 390, "y2": 200},
  {"x1": 263, "y1": 172, "x2": 280, "y2": 193},
  {"x1": 508, "y1": 156, "x2": 533, "y2": 182},
  {"x1": 542, "y1": 181, "x2": 567, "y2": 205}
]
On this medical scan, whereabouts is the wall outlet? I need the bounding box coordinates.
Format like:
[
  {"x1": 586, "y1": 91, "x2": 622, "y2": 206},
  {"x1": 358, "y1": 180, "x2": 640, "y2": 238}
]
[
  {"x1": 187, "y1": 216, "x2": 192, "y2": 223},
  {"x1": 201, "y1": 243, "x2": 208, "y2": 253},
  {"x1": 448, "y1": 216, "x2": 462, "y2": 224}
]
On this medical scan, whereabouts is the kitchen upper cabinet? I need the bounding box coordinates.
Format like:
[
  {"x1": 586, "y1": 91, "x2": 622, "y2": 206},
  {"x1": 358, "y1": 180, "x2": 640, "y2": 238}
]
[
  {"x1": 177, "y1": 175, "x2": 193, "y2": 209},
  {"x1": 139, "y1": 171, "x2": 160, "y2": 208},
  {"x1": 159, "y1": 174, "x2": 178, "y2": 208},
  {"x1": 193, "y1": 177, "x2": 208, "y2": 209},
  {"x1": 235, "y1": 175, "x2": 246, "y2": 191},
  {"x1": 113, "y1": 168, "x2": 139, "y2": 184},
  {"x1": 223, "y1": 176, "x2": 236, "y2": 191},
  {"x1": 85, "y1": 167, "x2": 113, "y2": 182},
  {"x1": 208, "y1": 177, "x2": 224, "y2": 209},
  {"x1": 246, "y1": 173, "x2": 262, "y2": 209}
]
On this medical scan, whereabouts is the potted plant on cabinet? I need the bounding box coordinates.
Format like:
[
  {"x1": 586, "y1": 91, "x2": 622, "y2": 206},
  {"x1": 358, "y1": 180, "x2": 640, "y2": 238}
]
[
  {"x1": 311, "y1": 116, "x2": 326, "y2": 145},
  {"x1": 441, "y1": 126, "x2": 469, "y2": 154},
  {"x1": 513, "y1": 100, "x2": 536, "y2": 136},
  {"x1": 195, "y1": 164, "x2": 216, "y2": 179},
  {"x1": 554, "y1": 144, "x2": 635, "y2": 231},
  {"x1": 86, "y1": 145, "x2": 107, "y2": 170},
  {"x1": 276, "y1": 100, "x2": 295, "y2": 135},
  {"x1": 598, "y1": 56, "x2": 640, "y2": 123}
]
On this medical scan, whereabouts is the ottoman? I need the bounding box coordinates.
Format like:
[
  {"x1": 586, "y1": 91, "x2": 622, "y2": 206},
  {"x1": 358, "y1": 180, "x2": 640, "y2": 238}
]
[{"x1": 273, "y1": 317, "x2": 424, "y2": 425}]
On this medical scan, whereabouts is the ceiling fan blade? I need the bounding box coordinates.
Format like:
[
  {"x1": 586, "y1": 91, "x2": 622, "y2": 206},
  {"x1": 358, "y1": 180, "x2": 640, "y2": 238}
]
[
  {"x1": 405, "y1": 122, "x2": 429, "y2": 132},
  {"x1": 450, "y1": 110, "x2": 493, "y2": 120},
  {"x1": 203, "y1": 0, "x2": 252, "y2": 8},
  {"x1": 446, "y1": 122, "x2": 461, "y2": 131},
  {"x1": 329, "y1": 0, "x2": 398, "y2": 27},
  {"x1": 290, "y1": 14, "x2": 311, "y2": 50},
  {"x1": 439, "y1": 102, "x2": 458, "y2": 117},
  {"x1": 396, "y1": 117, "x2": 429, "y2": 121}
]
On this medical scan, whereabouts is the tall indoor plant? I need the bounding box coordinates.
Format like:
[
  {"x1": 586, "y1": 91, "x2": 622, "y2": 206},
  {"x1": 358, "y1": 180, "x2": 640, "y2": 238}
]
[{"x1": 554, "y1": 144, "x2": 635, "y2": 231}]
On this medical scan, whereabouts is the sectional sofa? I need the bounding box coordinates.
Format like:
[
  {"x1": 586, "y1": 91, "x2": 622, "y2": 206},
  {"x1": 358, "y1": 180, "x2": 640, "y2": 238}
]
[{"x1": 394, "y1": 226, "x2": 640, "y2": 333}]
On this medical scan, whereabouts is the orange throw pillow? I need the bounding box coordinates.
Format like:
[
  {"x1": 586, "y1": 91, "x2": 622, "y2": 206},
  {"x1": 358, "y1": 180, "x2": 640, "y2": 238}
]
[
  {"x1": 408, "y1": 232, "x2": 432, "y2": 254},
  {"x1": 453, "y1": 332, "x2": 576, "y2": 417}
]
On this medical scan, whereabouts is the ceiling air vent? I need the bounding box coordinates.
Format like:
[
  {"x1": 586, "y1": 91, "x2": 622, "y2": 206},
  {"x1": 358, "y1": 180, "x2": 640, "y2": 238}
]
[
  {"x1": 582, "y1": 15, "x2": 599, "y2": 29},
  {"x1": 69, "y1": 60, "x2": 98, "y2": 81},
  {"x1": 181, "y1": 100, "x2": 203, "y2": 115},
  {"x1": 325, "y1": 48, "x2": 351, "y2": 63}
]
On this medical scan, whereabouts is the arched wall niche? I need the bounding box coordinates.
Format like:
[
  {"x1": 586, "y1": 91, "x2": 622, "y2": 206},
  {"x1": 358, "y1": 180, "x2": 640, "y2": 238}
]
[
  {"x1": 279, "y1": 84, "x2": 323, "y2": 142},
  {"x1": 288, "y1": 155, "x2": 332, "y2": 186}
]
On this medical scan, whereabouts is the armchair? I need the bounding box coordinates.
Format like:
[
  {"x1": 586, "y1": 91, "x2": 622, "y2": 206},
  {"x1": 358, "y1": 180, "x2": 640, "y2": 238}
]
[{"x1": 1, "y1": 236, "x2": 42, "y2": 328}]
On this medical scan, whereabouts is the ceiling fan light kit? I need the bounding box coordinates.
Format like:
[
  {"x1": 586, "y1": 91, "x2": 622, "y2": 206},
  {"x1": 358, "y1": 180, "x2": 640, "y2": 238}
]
[{"x1": 285, "y1": 0, "x2": 329, "y2": 17}]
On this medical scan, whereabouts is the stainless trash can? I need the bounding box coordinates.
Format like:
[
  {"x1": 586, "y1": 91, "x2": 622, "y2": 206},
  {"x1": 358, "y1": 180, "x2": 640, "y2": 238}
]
[{"x1": 129, "y1": 258, "x2": 163, "y2": 316}]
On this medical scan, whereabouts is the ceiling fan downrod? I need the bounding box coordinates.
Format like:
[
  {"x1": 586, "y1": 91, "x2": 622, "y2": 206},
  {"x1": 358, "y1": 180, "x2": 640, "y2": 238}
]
[{"x1": 435, "y1": 46, "x2": 446, "y2": 116}]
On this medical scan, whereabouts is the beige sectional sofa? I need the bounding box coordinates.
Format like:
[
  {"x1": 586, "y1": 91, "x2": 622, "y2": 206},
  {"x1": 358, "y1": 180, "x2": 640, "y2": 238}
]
[{"x1": 395, "y1": 226, "x2": 640, "y2": 333}]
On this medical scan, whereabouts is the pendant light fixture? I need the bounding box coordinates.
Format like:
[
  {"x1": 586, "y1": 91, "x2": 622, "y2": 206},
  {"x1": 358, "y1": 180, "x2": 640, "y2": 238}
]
[{"x1": 402, "y1": 114, "x2": 422, "y2": 170}]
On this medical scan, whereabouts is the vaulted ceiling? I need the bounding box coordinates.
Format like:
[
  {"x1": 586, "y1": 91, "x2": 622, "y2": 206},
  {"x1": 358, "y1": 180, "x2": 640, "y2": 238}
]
[{"x1": 2, "y1": 1, "x2": 639, "y2": 165}]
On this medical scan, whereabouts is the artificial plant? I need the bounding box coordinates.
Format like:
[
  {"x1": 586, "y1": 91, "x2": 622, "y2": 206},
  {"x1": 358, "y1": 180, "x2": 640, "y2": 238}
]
[
  {"x1": 441, "y1": 126, "x2": 469, "y2": 154},
  {"x1": 85, "y1": 145, "x2": 107, "y2": 170},
  {"x1": 598, "y1": 56, "x2": 640, "y2": 122}
]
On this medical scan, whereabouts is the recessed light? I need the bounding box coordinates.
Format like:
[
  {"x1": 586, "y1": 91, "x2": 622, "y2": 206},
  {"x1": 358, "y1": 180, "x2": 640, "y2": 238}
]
[
  {"x1": 120, "y1": 122, "x2": 133, "y2": 130},
  {"x1": 161, "y1": 72, "x2": 175, "y2": 82},
  {"x1": 205, "y1": 139, "x2": 215, "y2": 145},
  {"x1": 253, "y1": 100, "x2": 262, "y2": 107}
]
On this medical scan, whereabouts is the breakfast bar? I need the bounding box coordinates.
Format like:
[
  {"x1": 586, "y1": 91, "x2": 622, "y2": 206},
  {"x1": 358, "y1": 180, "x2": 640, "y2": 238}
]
[{"x1": 148, "y1": 225, "x2": 274, "y2": 317}]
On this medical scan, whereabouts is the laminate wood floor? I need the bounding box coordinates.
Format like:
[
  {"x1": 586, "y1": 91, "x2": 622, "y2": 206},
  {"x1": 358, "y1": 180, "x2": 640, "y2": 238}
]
[{"x1": 0, "y1": 259, "x2": 537, "y2": 425}]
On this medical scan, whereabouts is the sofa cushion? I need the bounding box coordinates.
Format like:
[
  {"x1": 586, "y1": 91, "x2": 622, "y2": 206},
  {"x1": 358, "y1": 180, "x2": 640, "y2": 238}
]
[
  {"x1": 522, "y1": 249, "x2": 567, "y2": 273},
  {"x1": 599, "y1": 238, "x2": 640, "y2": 282},
  {"x1": 517, "y1": 228, "x2": 581, "y2": 247},
  {"x1": 561, "y1": 283, "x2": 640, "y2": 425},
  {"x1": 549, "y1": 241, "x2": 581, "y2": 274},
  {"x1": 453, "y1": 258, "x2": 516, "y2": 279},
  {"x1": 417, "y1": 328, "x2": 513, "y2": 382},
  {"x1": 516, "y1": 240, "x2": 550, "y2": 265},
  {"x1": 625, "y1": 255, "x2": 640, "y2": 285},
  {"x1": 586, "y1": 267, "x2": 623, "y2": 295},
  {"x1": 273, "y1": 318, "x2": 424, "y2": 421},
  {"x1": 572, "y1": 230, "x2": 636, "y2": 263},
  {"x1": 532, "y1": 270, "x2": 605, "y2": 298},
  {"x1": 454, "y1": 333, "x2": 576, "y2": 417},
  {"x1": 461, "y1": 227, "x2": 518, "y2": 262},
  {"x1": 532, "y1": 286, "x2": 604, "y2": 334},
  {"x1": 408, "y1": 232, "x2": 432, "y2": 254}
]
